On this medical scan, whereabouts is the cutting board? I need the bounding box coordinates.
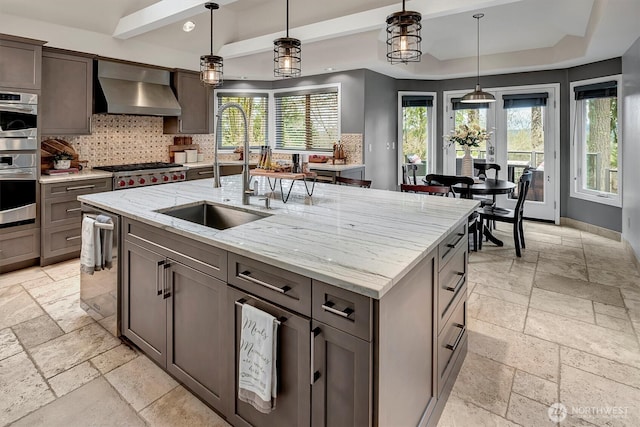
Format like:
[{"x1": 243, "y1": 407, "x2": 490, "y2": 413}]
[{"x1": 41, "y1": 139, "x2": 80, "y2": 172}]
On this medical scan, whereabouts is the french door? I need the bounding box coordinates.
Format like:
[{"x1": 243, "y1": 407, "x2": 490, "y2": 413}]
[{"x1": 398, "y1": 92, "x2": 436, "y2": 185}]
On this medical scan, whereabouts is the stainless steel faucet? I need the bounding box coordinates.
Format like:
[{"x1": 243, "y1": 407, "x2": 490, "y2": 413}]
[{"x1": 214, "y1": 102, "x2": 251, "y2": 205}]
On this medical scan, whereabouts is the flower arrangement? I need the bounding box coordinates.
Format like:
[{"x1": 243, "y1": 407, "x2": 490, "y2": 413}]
[
  {"x1": 444, "y1": 124, "x2": 491, "y2": 149},
  {"x1": 53, "y1": 151, "x2": 74, "y2": 161}
]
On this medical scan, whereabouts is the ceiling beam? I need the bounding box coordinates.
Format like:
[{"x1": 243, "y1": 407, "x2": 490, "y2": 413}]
[
  {"x1": 113, "y1": 0, "x2": 238, "y2": 39},
  {"x1": 219, "y1": 0, "x2": 523, "y2": 58}
]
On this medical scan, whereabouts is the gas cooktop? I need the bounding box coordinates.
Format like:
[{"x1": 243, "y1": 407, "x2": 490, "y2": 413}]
[
  {"x1": 94, "y1": 162, "x2": 188, "y2": 190},
  {"x1": 93, "y1": 162, "x2": 182, "y2": 172}
]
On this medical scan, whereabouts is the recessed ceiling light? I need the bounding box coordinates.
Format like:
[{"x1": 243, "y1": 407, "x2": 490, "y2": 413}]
[{"x1": 183, "y1": 21, "x2": 195, "y2": 32}]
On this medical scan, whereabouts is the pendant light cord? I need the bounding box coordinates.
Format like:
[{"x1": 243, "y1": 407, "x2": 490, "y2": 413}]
[
  {"x1": 210, "y1": 6, "x2": 213, "y2": 55},
  {"x1": 476, "y1": 15, "x2": 480, "y2": 86},
  {"x1": 285, "y1": 0, "x2": 290, "y2": 37}
]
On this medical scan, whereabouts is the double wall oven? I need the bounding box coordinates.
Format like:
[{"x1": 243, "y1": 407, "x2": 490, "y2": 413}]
[{"x1": 0, "y1": 91, "x2": 38, "y2": 228}]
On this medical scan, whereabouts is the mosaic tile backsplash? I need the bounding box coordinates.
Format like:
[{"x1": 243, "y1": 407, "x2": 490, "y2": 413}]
[{"x1": 43, "y1": 114, "x2": 363, "y2": 169}]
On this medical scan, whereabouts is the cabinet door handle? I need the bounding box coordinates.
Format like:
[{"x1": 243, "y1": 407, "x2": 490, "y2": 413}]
[
  {"x1": 445, "y1": 272, "x2": 465, "y2": 293},
  {"x1": 178, "y1": 119, "x2": 183, "y2": 133},
  {"x1": 321, "y1": 301, "x2": 353, "y2": 318},
  {"x1": 66, "y1": 207, "x2": 82, "y2": 213},
  {"x1": 156, "y1": 260, "x2": 165, "y2": 296},
  {"x1": 445, "y1": 324, "x2": 466, "y2": 351},
  {"x1": 198, "y1": 170, "x2": 214, "y2": 175},
  {"x1": 66, "y1": 184, "x2": 95, "y2": 191},
  {"x1": 239, "y1": 271, "x2": 291, "y2": 294},
  {"x1": 163, "y1": 263, "x2": 171, "y2": 299},
  {"x1": 65, "y1": 235, "x2": 82, "y2": 241},
  {"x1": 310, "y1": 327, "x2": 321, "y2": 385}
]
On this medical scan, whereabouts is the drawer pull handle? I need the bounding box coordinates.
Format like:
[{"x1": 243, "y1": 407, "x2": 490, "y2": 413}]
[
  {"x1": 445, "y1": 273, "x2": 465, "y2": 293},
  {"x1": 445, "y1": 324, "x2": 466, "y2": 351},
  {"x1": 442, "y1": 232, "x2": 466, "y2": 259},
  {"x1": 311, "y1": 327, "x2": 320, "y2": 385},
  {"x1": 66, "y1": 207, "x2": 82, "y2": 213},
  {"x1": 321, "y1": 301, "x2": 354, "y2": 318},
  {"x1": 239, "y1": 270, "x2": 291, "y2": 294},
  {"x1": 156, "y1": 260, "x2": 165, "y2": 296},
  {"x1": 66, "y1": 184, "x2": 95, "y2": 191},
  {"x1": 198, "y1": 171, "x2": 214, "y2": 175},
  {"x1": 65, "y1": 235, "x2": 82, "y2": 241},
  {"x1": 163, "y1": 263, "x2": 171, "y2": 299}
]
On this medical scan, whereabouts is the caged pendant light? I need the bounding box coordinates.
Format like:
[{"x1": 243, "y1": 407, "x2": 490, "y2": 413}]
[
  {"x1": 461, "y1": 13, "x2": 495, "y2": 103},
  {"x1": 386, "y1": 0, "x2": 422, "y2": 64},
  {"x1": 274, "y1": 0, "x2": 301, "y2": 78},
  {"x1": 200, "y1": 2, "x2": 223, "y2": 87}
]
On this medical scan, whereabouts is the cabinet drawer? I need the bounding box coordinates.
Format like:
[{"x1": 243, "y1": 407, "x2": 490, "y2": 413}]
[
  {"x1": 42, "y1": 224, "x2": 82, "y2": 260},
  {"x1": 0, "y1": 227, "x2": 39, "y2": 266},
  {"x1": 438, "y1": 246, "x2": 467, "y2": 331},
  {"x1": 186, "y1": 168, "x2": 214, "y2": 181},
  {"x1": 312, "y1": 280, "x2": 372, "y2": 341},
  {"x1": 228, "y1": 253, "x2": 311, "y2": 316},
  {"x1": 437, "y1": 296, "x2": 466, "y2": 396},
  {"x1": 43, "y1": 178, "x2": 112, "y2": 199},
  {"x1": 43, "y1": 195, "x2": 82, "y2": 228},
  {"x1": 438, "y1": 223, "x2": 466, "y2": 268}
]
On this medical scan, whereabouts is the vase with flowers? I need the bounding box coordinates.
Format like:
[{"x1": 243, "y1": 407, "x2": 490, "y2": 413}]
[
  {"x1": 444, "y1": 124, "x2": 491, "y2": 178},
  {"x1": 53, "y1": 151, "x2": 74, "y2": 170}
]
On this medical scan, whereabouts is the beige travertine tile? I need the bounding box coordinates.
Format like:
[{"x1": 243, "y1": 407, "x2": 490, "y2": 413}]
[
  {"x1": 529, "y1": 288, "x2": 595, "y2": 324},
  {"x1": 91, "y1": 343, "x2": 138, "y2": 374},
  {"x1": 0, "y1": 267, "x2": 48, "y2": 289},
  {"x1": 0, "y1": 352, "x2": 55, "y2": 425},
  {"x1": 105, "y1": 356, "x2": 178, "y2": 411},
  {"x1": 49, "y1": 361, "x2": 100, "y2": 397},
  {"x1": 529, "y1": 241, "x2": 586, "y2": 264},
  {"x1": 562, "y1": 237, "x2": 583, "y2": 248},
  {"x1": 512, "y1": 370, "x2": 558, "y2": 406},
  {"x1": 560, "y1": 365, "x2": 640, "y2": 427},
  {"x1": 560, "y1": 346, "x2": 640, "y2": 391},
  {"x1": 588, "y1": 268, "x2": 640, "y2": 288},
  {"x1": 593, "y1": 302, "x2": 628, "y2": 319},
  {"x1": 537, "y1": 257, "x2": 588, "y2": 281},
  {"x1": 472, "y1": 283, "x2": 530, "y2": 306},
  {"x1": 98, "y1": 314, "x2": 117, "y2": 336},
  {"x1": 468, "y1": 293, "x2": 528, "y2": 331},
  {"x1": 469, "y1": 265, "x2": 534, "y2": 296},
  {"x1": 525, "y1": 308, "x2": 640, "y2": 369},
  {"x1": 29, "y1": 322, "x2": 119, "y2": 378},
  {"x1": 0, "y1": 285, "x2": 44, "y2": 329},
  {"x1": 41, "y1": 291, "x2": 94, "y2": 333},
  {"x1": 11, "y1": 314, "x2": 64, "y2": 348},
  {"x1": 26, "y1": 275, "x2": 80, "y2": 305},
  {"x1": 534, "y1": 271, "x2": 624, "y2": 307},
  {"x1": 559, "y1": 414, "x2": 600, "y2": 426},
  {"x1": 583, "y1": 255, "x2": 640, "y2": 278},
  {"x1": 42, "y1": 259, "x2": 80, "y2": 281},
  {"x1": 451, "y1": 352, "x2": 515, "y2": 416},
  {"x1": 526, "y1": 231, "x2": 563, "y2": 245},
  {"x1": 0, "y1": 328, "x2": 22, "y2": 361},
  {"x1": 506, "y1": 392, "x2": 556, "y2": 427},
  {"x1": 11, "y1": 377, "x2": 146, "y2": 427},
  {"x1": 437, "y1": 394, "x2": 520, "y2": 427},
  {"x1": 596, "y1": 312, "x2": 634, "y2": 334},
  {"x1": 625, "y1": 299, "x2": 640, "y2": 323},
  {"x1": 469, "y1": 318, "x2": 559, "y2": 381},
  {"x1": 620, "y1": 285, "x2": 640, "y2": 302},
  {"x1": 15, "y1": 274, "x2": 54, "y2": 291},
  {"x1": 140, "y1": 385, "x2": 230, "y2": 427}
]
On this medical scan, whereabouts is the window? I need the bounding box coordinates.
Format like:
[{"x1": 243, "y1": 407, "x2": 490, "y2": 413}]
[
  {"x1": 216, "y1": 93, "x2": 268, "y2": 149},
  {"x1": 275, "y1": 86, "x2": 339, "y2": 151},
  {"x1": 451, "y1": 98, "x2": 490, "y2": 173},
  {"x1": 398, "y1": 92, "x2": 435, "y2": 184},
  {"x1": 570, "y1": 77, "x2": 621, "y2": 206}
]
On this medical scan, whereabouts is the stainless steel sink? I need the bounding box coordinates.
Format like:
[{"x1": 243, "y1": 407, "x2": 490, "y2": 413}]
[{"x1": 157, "y1": 202, "x2": 270, "y2": 230}]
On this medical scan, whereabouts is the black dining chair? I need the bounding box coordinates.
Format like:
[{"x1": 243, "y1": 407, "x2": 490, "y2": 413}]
[
  {"x1": 400, "y1": 184, "x2": 451, "y2": 196},
  {"x1": 474, "y1": 163, "x2": 501, "y2": 180},
  {"x1": 402, "y1": 164, "x2": 419, "y2": 185},
  {"x1": 335, "y1": 176, "x2": 372, "y2": 188},
  {"x1": 477, "y1": 170, "x2": 532, "y2": 257}
]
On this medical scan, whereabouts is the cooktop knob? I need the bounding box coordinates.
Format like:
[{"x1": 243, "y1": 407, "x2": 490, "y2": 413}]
[
  {"x1": 139, "y1": 178, "x2": 146, "y2": 184},
  {"x1": 128, "y1": 179, "x2": 134, "y2": 186},
  {"x1": 163, "y1": 175, "x2": 169, "y2": 182},
  {"x1": 119, "y1": 180, "x2": 126, "y2": 187},
  {"x1": 179, "y1": 174, "x2": 185, "y2": 179},
  {"x1": 151, "y1": 177, "x2": 158, "y2": 183},
  {"x1": 172, "y1": 175, "x2": 178, "y2": 180}
]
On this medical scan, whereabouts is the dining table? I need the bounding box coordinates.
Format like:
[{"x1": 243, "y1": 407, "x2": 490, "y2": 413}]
[{"x1": 452, "y1": 178, "x2": 517, "y2": 247}]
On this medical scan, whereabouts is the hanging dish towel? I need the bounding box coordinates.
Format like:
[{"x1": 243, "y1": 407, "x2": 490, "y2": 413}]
[
  {"x1": 238, "y1": 304, "x2": 278, "y2": 414},
  {"x1": 95, "y1": 214, "x2": 114, "y2": 269},
  {"x1": 80, "y1": 216, "x2": 96, "y2": 274}
]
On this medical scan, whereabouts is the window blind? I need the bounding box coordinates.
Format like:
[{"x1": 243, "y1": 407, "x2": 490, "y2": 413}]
[
  {"x1": 402, "y1": 95, "x2": 433, "y2": 107},
  {"x1": 451, "y1": 98, "x2": 490, "y2": 110},
  {"x1": 216, "y1": 93, "x2": 268, "y2": 148},
  {"x1": 574, "y1": 81, "x2": 617, "y2": 100},
  {"x1": 275, "y1": 87, "x2": 339, "y2": 151},
  {"x1": 503, "y1": 93, "x2": 548, "y2": 108}
]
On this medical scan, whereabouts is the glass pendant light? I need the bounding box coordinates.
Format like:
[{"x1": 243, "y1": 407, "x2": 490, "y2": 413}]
[
  {"x1": 200, "y1": 2, "x2": 223, "y2": 87},
  {"x1": 274, "y1": 0, "x2": 301, "y2": 78},
  {"x1": 386, "y1": 0, "x2": 422, "y2": 64},
  {"x1": 461, "y1": 13, "x2": 495, "y2": 103}
]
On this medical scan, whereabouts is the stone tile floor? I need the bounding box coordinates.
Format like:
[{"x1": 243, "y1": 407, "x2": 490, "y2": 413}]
[{"x1": 0, "y1": 221, "x2": 638, "y2": 426}]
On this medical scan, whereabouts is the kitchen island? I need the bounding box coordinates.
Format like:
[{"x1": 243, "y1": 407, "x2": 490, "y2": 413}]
[{"x1": 79, "y1": 175, "x2": 477, "y2": 427}]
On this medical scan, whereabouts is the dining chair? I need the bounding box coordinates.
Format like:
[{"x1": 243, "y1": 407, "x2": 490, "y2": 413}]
[
  {"x1": 403, "y1": 164, "x2": 418, "y2": 185},
  {"x1": 400, "y1": 184, "x2": 451, "y2": 196},
  {"x1": 474, "y1": 163, "x2": 501, "y2": 180},
  {"x1": 477, "y1": 170, "x2": 532, "y2": 257},
  {"x1": 335, "y1": 176, "x2": 372, "y2": 188}
]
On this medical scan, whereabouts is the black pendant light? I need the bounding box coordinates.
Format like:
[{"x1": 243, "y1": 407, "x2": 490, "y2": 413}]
[
  {"x1": 461, "y1": 13, "x2": 495, "y2": 103},
  {"x1": 274, "y1": 0, "x2": 301, "y2": 78},
  {"x1": 200, "y1": 2, "x2": 223, "y2": 87},
  {"x1": 386, "y1": 0, "x2": 422, "y2": 64}
]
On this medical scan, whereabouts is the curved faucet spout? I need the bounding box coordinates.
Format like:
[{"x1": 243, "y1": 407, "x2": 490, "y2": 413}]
[{"x1": 214, "y1": 103, "x2": 251, "y2": 204}]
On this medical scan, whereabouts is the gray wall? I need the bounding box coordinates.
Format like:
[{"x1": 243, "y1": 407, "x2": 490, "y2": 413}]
[{"x1": 622, "y1": 37, "x2": 640, "y2": 258}]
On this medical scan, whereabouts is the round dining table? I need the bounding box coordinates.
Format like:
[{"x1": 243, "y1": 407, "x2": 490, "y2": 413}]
[{"x1": 451, "y1": 178, "x2": 517, "y2": 247}]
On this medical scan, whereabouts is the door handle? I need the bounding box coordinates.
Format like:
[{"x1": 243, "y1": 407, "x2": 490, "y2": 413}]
[
  {"x1": 310, "y1": 327, "x2": 321, "y2": 385},
  {"x1": 156, "y1": 260, "x2": 165, "y2": 296},
  {"x1": 163, "y1": 263, "x2": 171, "y2": 299}
]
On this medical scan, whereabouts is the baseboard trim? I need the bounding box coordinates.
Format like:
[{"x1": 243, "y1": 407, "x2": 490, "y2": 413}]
[
  {"x1": 623, "y1": 238, "x2": 640, "y2": 272},
  {"x1": 559, "y1": 217, "x2": 621, "y2": 241}
]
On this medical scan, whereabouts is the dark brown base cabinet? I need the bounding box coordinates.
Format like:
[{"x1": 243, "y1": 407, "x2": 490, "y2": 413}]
[{"x1": 119, "y1": 217, "x2": 467, "y2": 427}]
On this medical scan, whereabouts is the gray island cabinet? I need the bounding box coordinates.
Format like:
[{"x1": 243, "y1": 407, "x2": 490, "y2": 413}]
[{"x1": 78, "y1": 175, "x2": 477, "y2": 427}]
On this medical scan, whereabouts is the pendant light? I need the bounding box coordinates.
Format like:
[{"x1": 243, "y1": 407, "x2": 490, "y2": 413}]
[
  {"x1": 461, "y1": 13, "x2": 495, "y2": 103},
  {"x1": 386, "y1": 0, "x2": 422, "y2": 64},
  {"x1": 200, "y1": 2, "x2": 223, "y2": 87},
  {"x1": 274, "y1": 0, "x2": 301, "y2": 78}
]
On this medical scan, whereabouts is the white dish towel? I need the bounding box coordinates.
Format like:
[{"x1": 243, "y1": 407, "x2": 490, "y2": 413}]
[
  {"x1": 238, "y1": 304, "x2": 278, "y2": 414},
  {"x1": 95, "y1": 214, "x2": 114, "y2": 270},
  {"x1": 80, "y1": 216, "x2": 97, "y2": 274}
]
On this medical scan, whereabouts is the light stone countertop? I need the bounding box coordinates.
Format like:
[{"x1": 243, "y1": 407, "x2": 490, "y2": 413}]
[
  {"x1": 39, "y1": 170, "x2": 113, "y2": 184},
  {"x1": 181, "y1": 161, "x2": 258, "y2": 168},
  {"x1": 308, "y1": 163, "x2": 364, "y2": 172},
  {"x1": 79, "y1": 175, "x2": 478, "y2": 299}
]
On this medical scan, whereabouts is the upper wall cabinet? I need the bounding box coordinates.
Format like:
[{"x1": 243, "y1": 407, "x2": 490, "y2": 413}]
[
  {"x1": 0, "y1": 36, "x2": 44, "y2": 90},
  {"x1": 164, "y1": 71, "x2": 211, "y2": 135},
  {"x1": 41, "y1": 50, "x2": 93, "y2": 135}
]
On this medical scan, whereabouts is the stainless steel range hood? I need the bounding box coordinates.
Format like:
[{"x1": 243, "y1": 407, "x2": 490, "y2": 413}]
[{"x1": 95, "y1": 61, "x2": 181, "y2": 116}]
